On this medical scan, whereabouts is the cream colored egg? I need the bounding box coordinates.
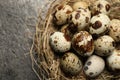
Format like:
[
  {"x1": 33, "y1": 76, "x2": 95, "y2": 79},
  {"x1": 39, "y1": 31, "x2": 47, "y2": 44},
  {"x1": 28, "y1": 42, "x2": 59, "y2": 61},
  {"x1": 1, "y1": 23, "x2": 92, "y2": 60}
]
[
  {"x1": 91, "y1": 0, "x2": 111, "y2": 15},
  {"x1": 84, "y1": 55, "x2": 105, "y2": 78},
  {"x1": 50, "y1": 32, "x2": 71, "y2": 52},
  {"x1": 60, "y1": 52, "x2": 83, "y2": 75},
  {"x1": 108, "y1": 19, "x2": 120, "y2": 42},
  {"x1": 107, "y1": 49, "x2": 120, "y2": 71},
  {"x1": 94, "y1": 35, "x2": 115, "y2": 56},
  {"x1": 71, "y1": 8, "x2": 91, "y2": 31},
  {"x1": 89, "y1": 13, "x2": 110, "y2": 35},
  {"x1": 54, "y1": 5, "x2": 73, "y2": 25}
]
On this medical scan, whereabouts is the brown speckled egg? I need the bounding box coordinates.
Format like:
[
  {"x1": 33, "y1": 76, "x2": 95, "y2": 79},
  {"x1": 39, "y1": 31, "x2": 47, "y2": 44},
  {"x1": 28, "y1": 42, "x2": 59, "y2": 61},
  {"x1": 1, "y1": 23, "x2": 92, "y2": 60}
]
[
  {"x1": 60, "y1": 52, "x2": 83, "y2": 75},
  {"x1": 72, "y1": 31, "x2": 94, "y2": 56},
  {"x1": 83, "y1": 55, "x2": 105, "y2": 78},
  {"x1": 91, "y1": 0, "x2": 111, "y2": 15},
  {"x1": 70, "y1": 8, "x2": 91, "y2": 31},
  {"x1": 94, "y1": 35, "x2": 115, "y2": 56},
  {"x1": 108, "y1": 19, "x2": 120, "y2": 42},
  {"x1": 89, "y1": 13, "x2": 110, "y2": 35},
  {"x1": 107, "y1": 49, "x2": 120, "y2": 72},
  {"x1": 53, "y1": 5, "x2": 73, "y2": 25},
  {"x1": 49, "y1": 32, "x2": 71, "y2": 53}
]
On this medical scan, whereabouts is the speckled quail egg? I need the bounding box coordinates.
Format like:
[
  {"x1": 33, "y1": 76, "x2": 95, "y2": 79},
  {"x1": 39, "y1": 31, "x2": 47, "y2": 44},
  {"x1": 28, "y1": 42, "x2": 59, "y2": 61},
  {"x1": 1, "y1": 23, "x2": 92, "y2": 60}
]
[
  {"x1": 107, "y1": 49, "x2": 120, "y2": 72},
  {"x1": 70, "y1": 8, "x2": 91, "y2": 31},
  {"x1": 108, "y1": 19, "x2": 120, "y2": 42},
  {"x1": 72, "y1": 31, "x2": 94, "y2": 56},
  {"x1": 89, "y1": 13, "x2": 110, "y2": 35},
  {"x1": 94, "y1": 35, "x2": 115, "y2": 56},
  {"x1": 72, "y1": 1, "x2": 89, "y2": 10},
  {"x1": 91, "y1": 0, "x2": 111, "y2": 15},
  {"x1": 83, "y1": 55, "x2": 105, "y2": 78},
  {"x1": 53, "y1": 5, "x2": 73, "y2": 25},
  {"x1": 60, "y1": 52, "x2": 83, "y2": 75},
  {"x1": 49, "y1": 32, "x2": 71, "y2": 53}
]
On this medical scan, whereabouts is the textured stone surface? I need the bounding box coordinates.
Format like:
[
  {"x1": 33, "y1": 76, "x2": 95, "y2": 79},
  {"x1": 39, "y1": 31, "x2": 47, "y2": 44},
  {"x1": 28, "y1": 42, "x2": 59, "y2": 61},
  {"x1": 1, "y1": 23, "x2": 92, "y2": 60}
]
[{"x1": 0, "y1": 0, "x2": 47, "y2": 80}]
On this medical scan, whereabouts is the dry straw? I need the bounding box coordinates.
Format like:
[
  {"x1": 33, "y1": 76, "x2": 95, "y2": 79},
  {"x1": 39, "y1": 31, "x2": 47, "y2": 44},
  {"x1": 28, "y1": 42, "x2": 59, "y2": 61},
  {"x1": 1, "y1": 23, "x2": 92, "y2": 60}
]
[{"x1": 30, "y1": 0, "x2": 120, "y2": 80}]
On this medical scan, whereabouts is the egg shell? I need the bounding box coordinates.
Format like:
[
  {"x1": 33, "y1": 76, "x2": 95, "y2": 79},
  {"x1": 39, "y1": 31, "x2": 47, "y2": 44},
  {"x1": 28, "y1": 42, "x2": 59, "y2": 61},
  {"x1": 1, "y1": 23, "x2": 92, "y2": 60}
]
[
  {"x1": 60, "y1": 52, "x2": 83, "y2": 75},
  {"x1": 89, "y1": 13, "x2": 110, "y2": 35},
  {"x1": 107, "y1": 49, "x2": 120, "y2": 72},
  {"x1": 49, "y1": 32, "x2": 71, "y2": 53},
  {"x1": 94, "y1": 35, "x2": 115, "y2": 56},
  {"x1": 72, "y1": 31, "x2": 94, "y2": 56},
  {"x1": 83, "y1": 55, "x2": 105, "y2": 78},
  {"x1": 91, "y1": 0, "x2": 111, "y2": 15},
  {"x1": 71, "y1": 8, "x2": 91, "y2": 31},
  {"x1": 54, "y1": 5, "x2": 73, "y2": 25},
  {"x1": 108, "y1": 19, "x2": 120, "y2": 42}
]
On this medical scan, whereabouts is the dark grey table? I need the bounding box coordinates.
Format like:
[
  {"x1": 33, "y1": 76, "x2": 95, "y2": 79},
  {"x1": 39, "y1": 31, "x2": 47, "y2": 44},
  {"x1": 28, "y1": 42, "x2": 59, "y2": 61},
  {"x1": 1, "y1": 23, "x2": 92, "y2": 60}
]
[{"x1": 0, "y1": 0, "x2": 52, "y2": 80}]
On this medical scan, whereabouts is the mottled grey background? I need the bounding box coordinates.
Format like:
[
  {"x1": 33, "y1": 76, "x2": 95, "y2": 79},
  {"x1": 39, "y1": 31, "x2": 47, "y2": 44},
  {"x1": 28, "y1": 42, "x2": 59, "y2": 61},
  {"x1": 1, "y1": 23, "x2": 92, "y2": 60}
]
[{"x1": 0, "y1": 0, "x2": 53, "y2": 80}]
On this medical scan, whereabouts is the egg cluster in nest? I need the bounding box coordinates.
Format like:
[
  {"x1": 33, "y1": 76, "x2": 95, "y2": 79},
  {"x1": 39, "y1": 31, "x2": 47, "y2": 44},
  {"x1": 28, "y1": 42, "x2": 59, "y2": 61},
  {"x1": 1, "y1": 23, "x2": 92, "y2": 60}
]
[
  {"x1": 49, "y1": 0, "x2": 120, "y2": 79},
  {"x1": 31, "y1": 0, "x2": 120, "y2": 80}
]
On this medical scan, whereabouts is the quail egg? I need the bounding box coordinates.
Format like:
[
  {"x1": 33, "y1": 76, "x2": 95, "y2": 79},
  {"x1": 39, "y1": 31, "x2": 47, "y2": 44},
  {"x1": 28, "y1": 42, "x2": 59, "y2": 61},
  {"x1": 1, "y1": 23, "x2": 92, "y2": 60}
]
[
  {"x1": 91, "y1": 0, "x2": 111, "y2": 15},
  {"x1": 49, "y1": 32, "x2": 71, "y2": 53},
  {"x1": 83, "y1": 55, "x2": 105, "y2": 78},
  {"x1": 107, "y1": 49, "x2": 120, "y2": 72},
  {"x1": 70, "y1": 8, "x2": 91, "y2": 31},
  {"x1": 53, "y1": 5, "x2": 73, "y2": 25},
  {"x1": 94, "y1": 35, "x2": 115, "y2": 56},
  {"x1": 89, "y1": 13, "x2": 110, "y2": 35},
  {"x1": 60, "y1": 52, "x2": 83, "y2": 75},
  {"x1": 72, "y1": 31, "x2": 94, "y2": 56},
  {"x1": 108, "y1": 19, "x2": 120, "y2": 42}
]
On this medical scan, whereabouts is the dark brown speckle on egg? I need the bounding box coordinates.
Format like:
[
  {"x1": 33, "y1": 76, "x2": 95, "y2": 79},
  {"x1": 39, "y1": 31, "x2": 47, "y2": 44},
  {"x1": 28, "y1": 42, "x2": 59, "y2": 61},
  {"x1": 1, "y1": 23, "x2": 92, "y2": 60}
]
[
  {"x1": 85, "y1": 17, "x2": 89, "y2": 23},
  {"x1": 97, "y1": 4, "x2": 103, "y2": 9},
  {"x1": 87, "y1": 61, "x2": 92, "y2": 66},
  {"x1": 66, "y1": 10, "x2": 72, "y2": 14},
  {"x1": 54, "y1": 40, "x2": 57, "y2": 43},
  {"x1": 92, "y1": 21, "x2": 102, "y2": 29},
  {"x1": 84, "y1": 66, "x2": 88, "y2": 71},
  {"x1": 105, "y1": 4, "x2": 110, "y2": 11},
  {"x1": 72, "y1": 59, "x2": 75, "y2": 63},
  {"x1": 98, "y1": 45, "x2": 101, "y2": 47},
  {"x1": 89, "y1": 72, "x2": 94, "y2": 75},
  {"x1": 62, "y1": 54, "x2": 69, "y2": 60},
  {"x1": 117, "y1": 54, "x2": 120, "y2": 56},
  {"x1": 116, "y1": 36, "x2": 120, "y2": 39},
  {"x1": 77, "y1": 10, "x2": 81, "y2": 13},
  {"x1": 75, "y1": 12, "x2": 80, "y2": 20},
  {"x1": 58, "y1": 5, "x2": 64, "y2": 10},
  {"x1": 93, "y1": 10, "x2": 100, "y2": 16}
]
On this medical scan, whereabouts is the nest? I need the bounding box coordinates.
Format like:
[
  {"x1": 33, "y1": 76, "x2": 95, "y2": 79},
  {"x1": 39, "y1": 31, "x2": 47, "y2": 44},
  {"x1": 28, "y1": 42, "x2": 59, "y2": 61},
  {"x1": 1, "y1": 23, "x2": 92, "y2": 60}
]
[{"x1": 30, "y1": 0, "x2": 120, "y2": 80}]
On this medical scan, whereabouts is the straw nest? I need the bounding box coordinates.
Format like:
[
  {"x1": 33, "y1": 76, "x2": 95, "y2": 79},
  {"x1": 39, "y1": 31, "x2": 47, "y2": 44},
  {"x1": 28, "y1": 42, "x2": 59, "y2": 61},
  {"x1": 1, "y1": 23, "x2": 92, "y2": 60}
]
[{"x1": 30, "y1": 0, "x2": 120, "y2": 80}]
